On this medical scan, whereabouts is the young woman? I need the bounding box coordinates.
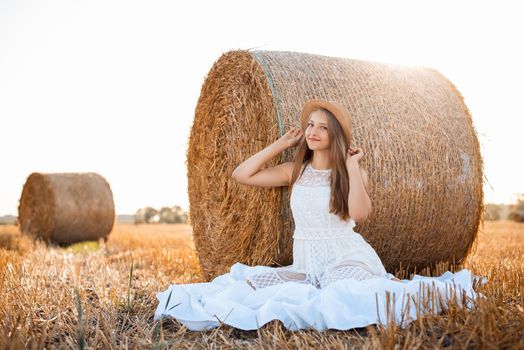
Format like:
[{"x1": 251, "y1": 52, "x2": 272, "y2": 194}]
[
  {"x1": 231, "y1": 99, "x2": 402, "y2": 289},
  {"x1": 154, "y1": 100, "x2": 485, "y2": 331}
]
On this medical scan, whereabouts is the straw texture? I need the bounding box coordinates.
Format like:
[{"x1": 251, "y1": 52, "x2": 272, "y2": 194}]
[
  {"x1": 188, "y1": 50, "x2": 483, "y2": 280},
  {"x1": 18, "y1": 173, "x2": 115, "y2": 244}
]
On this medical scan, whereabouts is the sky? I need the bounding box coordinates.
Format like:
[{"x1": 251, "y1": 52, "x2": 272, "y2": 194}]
[{"x1": 0, "y1": 0, "x2": 522, "y2": 215}]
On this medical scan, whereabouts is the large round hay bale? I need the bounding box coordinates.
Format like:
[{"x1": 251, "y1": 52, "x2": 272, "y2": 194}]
[
  {"x1": 188, "y1": 50, "x2": 483, "y2": 280},
  {"x1": 18, "y1": 172, "x2": 115, "y2": 244}
]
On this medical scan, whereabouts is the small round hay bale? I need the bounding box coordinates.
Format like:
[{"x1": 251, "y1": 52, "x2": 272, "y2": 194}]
[
  {"x1": 18, "y1": 172, "x2": 115, "y2": 244},
  {"x1": 188, "y1": 50, "x2": 483, "y2": 280}
]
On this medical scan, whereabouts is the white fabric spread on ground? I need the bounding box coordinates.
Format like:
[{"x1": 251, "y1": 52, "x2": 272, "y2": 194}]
[{"x1": 155, "y1": 162, "x2": 487, "y2": 331}]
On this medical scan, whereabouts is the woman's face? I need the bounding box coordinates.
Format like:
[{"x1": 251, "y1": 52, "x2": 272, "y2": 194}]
[{"x1": 305, "y1": 109, "x2": 330, "y2": 151}]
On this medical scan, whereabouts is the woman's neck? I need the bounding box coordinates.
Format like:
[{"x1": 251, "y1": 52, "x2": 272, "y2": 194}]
[{"x1": 310, "y1": 151, "x2": 331, "y2": 170}]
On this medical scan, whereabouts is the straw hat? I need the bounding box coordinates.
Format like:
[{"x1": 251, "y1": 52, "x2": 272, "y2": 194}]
[{"x1": 300, "y1": 99, "x2": 352, "y2": 146}]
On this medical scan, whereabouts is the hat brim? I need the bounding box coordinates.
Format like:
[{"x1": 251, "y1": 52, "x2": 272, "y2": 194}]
[{"x1": 300, "y1": 99, "x2": 352, "y2": 146}]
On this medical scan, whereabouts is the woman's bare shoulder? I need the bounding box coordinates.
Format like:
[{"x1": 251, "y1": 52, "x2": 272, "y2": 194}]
[
  {"x1": 276, "y1": 161, "x2": 307, "y2": 184},
  {"x1": 279, "y1": 162, "x2": 295, "y2": 181}
]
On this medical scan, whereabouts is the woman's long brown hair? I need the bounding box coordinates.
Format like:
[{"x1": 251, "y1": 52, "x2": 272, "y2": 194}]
[{"x1": 288, "y1": 108, "x2": 351, "y2": 221}]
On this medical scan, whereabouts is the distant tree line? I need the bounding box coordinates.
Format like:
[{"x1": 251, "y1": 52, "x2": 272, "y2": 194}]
[
  {"x1": 483, "y1": 194, "x2": 524, "y2": 222},
  {"x1": 134, "y1": 205, "x2": 188, "y2": 224}
]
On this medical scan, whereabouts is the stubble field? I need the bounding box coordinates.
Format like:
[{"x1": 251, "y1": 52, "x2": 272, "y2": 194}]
[{"x1": 0, "y1": 221, "x2": 522, "y2": 349}]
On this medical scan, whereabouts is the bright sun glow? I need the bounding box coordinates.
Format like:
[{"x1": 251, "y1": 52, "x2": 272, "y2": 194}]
[{"x1": 1, "y1": 0, "x2": 522, "y2": 214}]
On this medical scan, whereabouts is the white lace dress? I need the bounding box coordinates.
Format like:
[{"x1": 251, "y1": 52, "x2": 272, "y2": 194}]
[
  {"x1": 246, "y1": 163, "x2": 392, "y2": 290},
  {"x1": 154, "y1": 162, "x2": 487, "y2": 331}
]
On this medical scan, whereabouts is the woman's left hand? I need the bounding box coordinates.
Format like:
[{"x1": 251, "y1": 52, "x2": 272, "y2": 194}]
[{"x1": 346, "y1": 146, "x2": 364, "y2": 166}]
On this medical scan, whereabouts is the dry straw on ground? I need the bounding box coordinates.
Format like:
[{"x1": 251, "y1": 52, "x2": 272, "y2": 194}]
[
  {"x1": 187, "y1": 50, "x2": 483, "y2": 280},
  {"x1": 0, "y1": 222, "x2": 522, "y2": 348},
  {"x1": 18, "y1": 172, "x2": 115, "y2": 244}
]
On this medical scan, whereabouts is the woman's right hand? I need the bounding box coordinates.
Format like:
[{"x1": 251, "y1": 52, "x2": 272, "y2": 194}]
[{"x1": 279, "y1": 127, "x2": 304, "y2": 149}]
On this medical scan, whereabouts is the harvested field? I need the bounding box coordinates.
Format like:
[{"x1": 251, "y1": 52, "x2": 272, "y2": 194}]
[{"x1": 0, "y1": 221, "x2": 522, "y2": 349}]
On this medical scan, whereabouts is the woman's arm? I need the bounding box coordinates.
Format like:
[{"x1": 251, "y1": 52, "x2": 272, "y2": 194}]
[
  {"x1": 231, "y1": 127, "x2": 303, "y2": 188},
  {"x1": 347, "y1": 162, "x2": 372, "y2": 223},
  {"x1": 346, "y1": 147, "x2": 372, "y2": 224}
]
